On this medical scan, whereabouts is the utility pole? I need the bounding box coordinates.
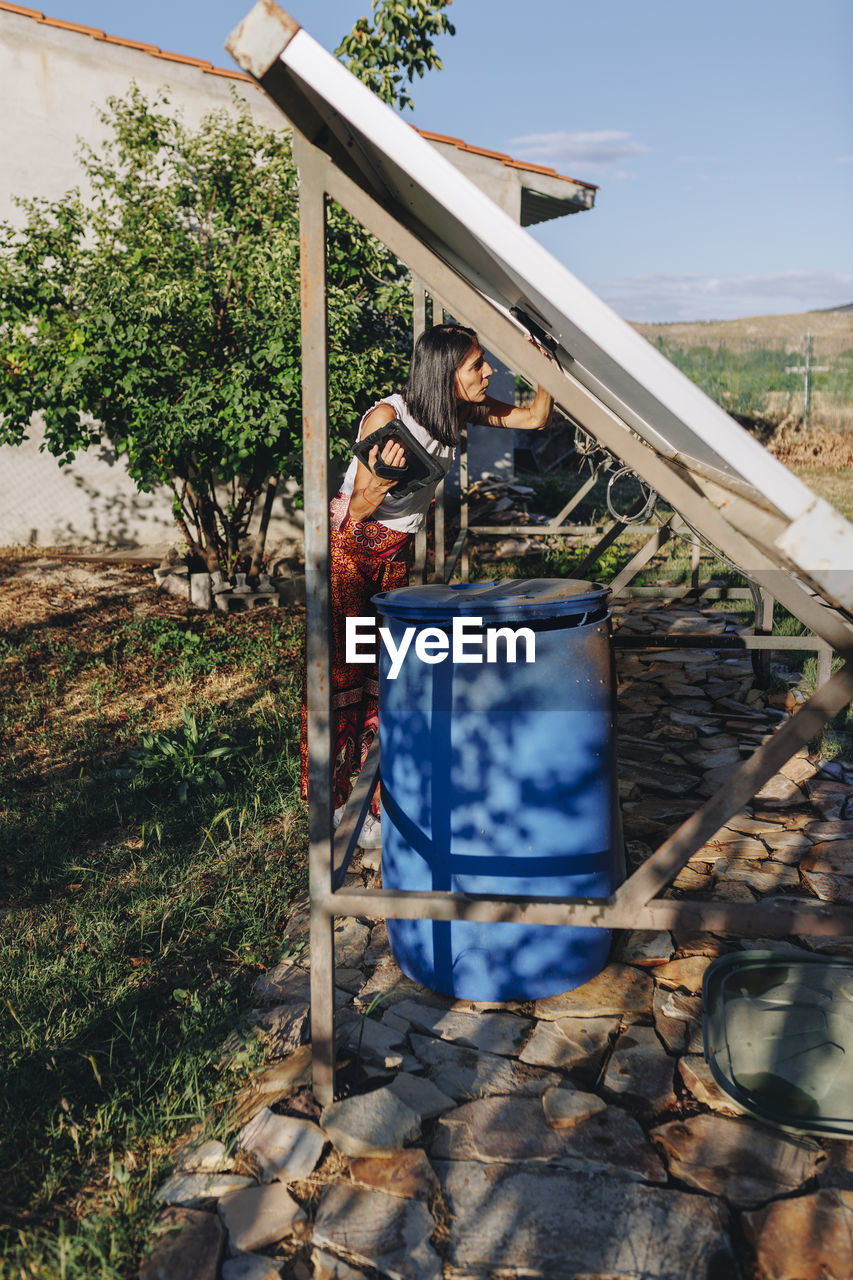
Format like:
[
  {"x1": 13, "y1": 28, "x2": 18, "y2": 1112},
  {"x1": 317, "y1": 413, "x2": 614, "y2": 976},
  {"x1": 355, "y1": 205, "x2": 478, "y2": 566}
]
[{"x1": 786, "y1": 333, "x2": 829, "y2": 429}]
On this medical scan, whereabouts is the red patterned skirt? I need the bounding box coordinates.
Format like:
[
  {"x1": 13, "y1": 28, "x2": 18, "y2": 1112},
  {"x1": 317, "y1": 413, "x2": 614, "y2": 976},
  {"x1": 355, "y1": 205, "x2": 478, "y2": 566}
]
[{"x1": 300, "y1": 500, "x2": 413, "y2": 815}]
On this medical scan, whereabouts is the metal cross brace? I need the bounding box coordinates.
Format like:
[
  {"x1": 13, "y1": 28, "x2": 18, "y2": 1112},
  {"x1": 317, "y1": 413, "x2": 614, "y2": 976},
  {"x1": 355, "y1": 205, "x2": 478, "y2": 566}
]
[{"x1": 291, "y1": 129, "x2": 853, "y2": 1104}]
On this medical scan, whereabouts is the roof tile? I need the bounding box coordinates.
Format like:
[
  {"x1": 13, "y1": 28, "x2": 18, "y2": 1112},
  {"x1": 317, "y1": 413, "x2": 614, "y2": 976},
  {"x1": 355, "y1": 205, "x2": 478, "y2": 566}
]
[
  {"x1": 203, "y1": 67, "x2": 252, "y2": 82},
  {"x1": 416, "y1": 127, "x2": 466, "y2": 148},
  {"x1": 42, "y1": 15, "x2": 103, "y2": 36},
  {"x1": 152, "y1": 50, "x2": 213, "y2": 70},
  {"x1": 0, "y1": 2, "x2": 44, "y2": 16},
  {"x1": 102, "y1": 33, "x2": 160, "y2": 53},
  {"x1": 415, "y1": 125, "x2": 595, "y2": 190},
  {"x1": 454, "y1": 141, "x2": 513, "y2": 162}
]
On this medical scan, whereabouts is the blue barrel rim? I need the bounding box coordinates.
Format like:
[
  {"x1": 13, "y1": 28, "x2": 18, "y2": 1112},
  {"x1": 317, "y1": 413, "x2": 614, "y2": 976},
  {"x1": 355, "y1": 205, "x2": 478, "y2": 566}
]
[{"x1": 373, "y1": 576, "x2": 610, "y2": 621}]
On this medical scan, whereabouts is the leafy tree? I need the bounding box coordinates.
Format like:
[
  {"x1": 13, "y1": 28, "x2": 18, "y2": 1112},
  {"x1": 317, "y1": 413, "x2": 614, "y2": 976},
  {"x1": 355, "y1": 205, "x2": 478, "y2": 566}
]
[
  {"x1": 336, "y1": 0, "x2": 455, "y2": 110},
  {"x1": 0, "y1": 2, "x2": 454, "y2": 577}
]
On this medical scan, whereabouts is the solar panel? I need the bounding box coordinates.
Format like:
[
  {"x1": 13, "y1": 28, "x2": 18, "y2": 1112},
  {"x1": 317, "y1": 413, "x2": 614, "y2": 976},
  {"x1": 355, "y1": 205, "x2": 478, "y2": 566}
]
[{"x1": 226, "y1": 4, "x2": 853, "y2": 625}]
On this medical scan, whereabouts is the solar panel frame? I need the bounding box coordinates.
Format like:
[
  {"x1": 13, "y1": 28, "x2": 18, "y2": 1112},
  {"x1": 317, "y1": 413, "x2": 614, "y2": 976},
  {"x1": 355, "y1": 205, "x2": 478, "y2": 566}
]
[{"x1": 226, "y1": 8, "x2": 853, "y2": 622}]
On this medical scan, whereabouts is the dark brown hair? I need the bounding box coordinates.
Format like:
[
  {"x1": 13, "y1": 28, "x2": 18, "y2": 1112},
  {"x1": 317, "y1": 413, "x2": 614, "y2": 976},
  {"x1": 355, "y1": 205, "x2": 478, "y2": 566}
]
[{"x1": 403, "y1": 323, "x2": 477, "y2": 446}]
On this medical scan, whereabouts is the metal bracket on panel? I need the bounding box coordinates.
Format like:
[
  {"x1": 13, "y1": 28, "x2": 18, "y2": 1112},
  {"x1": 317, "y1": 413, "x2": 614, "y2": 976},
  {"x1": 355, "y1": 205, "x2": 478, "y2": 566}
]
[{"x1": 225, "y1": 1, "x2": 301, "y2": 80}]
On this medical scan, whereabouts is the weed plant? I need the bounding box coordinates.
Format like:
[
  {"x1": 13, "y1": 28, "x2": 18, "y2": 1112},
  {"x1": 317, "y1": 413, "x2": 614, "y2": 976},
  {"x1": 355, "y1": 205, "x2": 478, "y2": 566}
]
[
  {"x1": 123, "y1": 708, "x2": 246, "y2": 803},
  {"x1": 0, "y1": 596, "x2": 308, "y2": 1277}
]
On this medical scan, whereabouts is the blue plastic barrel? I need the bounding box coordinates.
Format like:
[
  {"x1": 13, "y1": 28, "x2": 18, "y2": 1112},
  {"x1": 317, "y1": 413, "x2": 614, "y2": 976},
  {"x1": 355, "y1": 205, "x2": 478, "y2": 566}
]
[{"x1": 371, "y1": 578, "x2": 618, "y2": 1002}]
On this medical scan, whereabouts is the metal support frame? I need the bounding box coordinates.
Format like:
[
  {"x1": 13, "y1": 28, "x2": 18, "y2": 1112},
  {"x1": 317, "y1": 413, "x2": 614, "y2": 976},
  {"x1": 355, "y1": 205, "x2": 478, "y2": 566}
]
[
  {"x1": 749, "y1": 583, "x2": 774, "y2": 687},
  {"x1": 411, "y1": 277, "x2": 429, "y2": 584},
  {"x1": 432, "y1": 477, "x2": 446, "y2": 583},
  {"x1": 568, "y1": 520, "x2": 626, "y2": 579},
  {"x1": 460, "y1": 461, "x2": 605, "y2": 572},
  {"x1": 453, "y1": 424, "x2": 470, "y2": 582},
  {"x1": 293, "y1": 132, "x2": 853, "y2": 1105},
  {"x1": 444, "y1": 526, "x2": 468, "y2": 583},
  {"x1": 608, "y1": 520, "x2": 674, "y2": 597},
  {"x1": 691, "y1": 531, "x2": 701, "y2": 590},
  {"x1": 297, "y1": 137, "x2": 336, "y2": 1106},
  {"x1": 465, "y1": 522, "x2": 636, "y2": 537},
  {"x1": 612, "y1": 662, "x2": 853, "y2": 912},
  {"x1": 547, "y1": 469, "x2": 602, "y2": 529},
  {"x1": 614, "y1": 633, "x2": 840, "y2": 654}
]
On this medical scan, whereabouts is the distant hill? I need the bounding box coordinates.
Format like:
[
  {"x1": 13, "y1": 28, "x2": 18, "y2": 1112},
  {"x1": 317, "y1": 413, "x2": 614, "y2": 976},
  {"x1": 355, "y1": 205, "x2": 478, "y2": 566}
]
[{"x1": 631, "y1": 309, "x2": 853, "y2": 359}]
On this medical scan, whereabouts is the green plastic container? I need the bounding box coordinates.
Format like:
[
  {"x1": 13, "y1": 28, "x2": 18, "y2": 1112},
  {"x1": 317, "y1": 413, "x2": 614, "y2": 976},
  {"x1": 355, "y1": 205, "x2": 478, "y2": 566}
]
[{"x1": 703, "y1": 950, "x2": 853, "y2": 1137}]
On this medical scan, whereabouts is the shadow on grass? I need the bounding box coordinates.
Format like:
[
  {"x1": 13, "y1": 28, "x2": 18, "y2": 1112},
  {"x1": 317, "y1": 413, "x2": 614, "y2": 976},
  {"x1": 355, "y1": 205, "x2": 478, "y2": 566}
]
[{"x1": 0, "y1": 706, "x2": 309, "y2": 1248}]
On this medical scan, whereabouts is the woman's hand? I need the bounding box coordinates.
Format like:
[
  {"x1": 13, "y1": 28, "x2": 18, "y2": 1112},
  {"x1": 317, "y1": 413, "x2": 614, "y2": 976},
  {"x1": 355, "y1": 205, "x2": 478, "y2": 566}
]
[
  {"x1": 369, "y1": 437, "x2": 407, "y2": 491},
  {"x1": 348, "y1": 435, "x2": 408, "y2": 521}
]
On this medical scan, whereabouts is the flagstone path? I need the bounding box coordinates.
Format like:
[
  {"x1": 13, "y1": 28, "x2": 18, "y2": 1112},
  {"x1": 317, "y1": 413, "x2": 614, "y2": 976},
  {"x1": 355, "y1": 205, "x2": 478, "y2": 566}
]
[{"x1": 141, "y1": 596, "x2": 853, "y2": 1280}]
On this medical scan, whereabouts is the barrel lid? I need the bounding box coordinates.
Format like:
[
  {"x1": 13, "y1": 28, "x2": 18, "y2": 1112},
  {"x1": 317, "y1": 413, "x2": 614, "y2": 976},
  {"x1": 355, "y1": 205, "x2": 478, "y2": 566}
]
[{"x1": 373, "y1": 578, "x2": 609, "y2": 621}]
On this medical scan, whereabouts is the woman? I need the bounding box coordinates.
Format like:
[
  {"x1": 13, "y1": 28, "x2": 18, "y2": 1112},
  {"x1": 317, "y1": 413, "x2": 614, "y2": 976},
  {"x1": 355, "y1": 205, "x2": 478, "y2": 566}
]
[{"x1": 300, "y1": 323, "x2": 554, "y2": 845}]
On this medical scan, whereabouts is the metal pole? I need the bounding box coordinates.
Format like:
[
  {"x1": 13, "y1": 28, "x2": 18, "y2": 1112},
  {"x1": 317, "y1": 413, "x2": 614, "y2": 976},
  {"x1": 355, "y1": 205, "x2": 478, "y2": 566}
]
[
  {"x1": 431, "y1": 300, "x2": 449, "y2": 583},
  {"x1": 295, "y1": 136, "x2": 336, "y2": 1106},
  {"x1": 690, "y1": 531, "x2": 701, "y2": 590},
  {"x1": 569, "y1": 521, "x2": 624, "y2": 579},
  {"x1": 412, "y1": 277, "x2": 429, "y2": 583},
  {"x1": 749, "y1": 584, "x2": 774, "y2": 689},
  {"x1": 816, "y1": 642, "x2": 833, "y2": 689},
  {"x1": 432, "y1": 477, "x2": 446, "y2": 583},
  {"x1": 804, "y1": 332, "x2": 811, "y2": 430},
  {"x1": 546, "y1": 468, "x2": 601, "y2": 529},
  {"x1": 324, "y1": 883, "x2": 853, "y2": 938},
  {"x1": 609, "y1": 520, "x2": 673, "y2": 597},
  {"x1": 786, "y1": 332, "x2": 827, "y2": 432},
  {"x1": 459, "y1": 424, "x2": 469, "y2": 582}
]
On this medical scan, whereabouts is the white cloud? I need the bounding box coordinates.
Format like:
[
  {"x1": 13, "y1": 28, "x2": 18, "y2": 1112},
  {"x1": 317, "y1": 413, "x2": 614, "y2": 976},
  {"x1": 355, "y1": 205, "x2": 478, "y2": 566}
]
[
  {"x1": 837, "y1": 155, "x2": 853, "y2": 164},
  {"x1": 593, "y1": 269, "x2": 853, "y2": 323},
  {"x1": 506, "y1": 129, "x2": 649, "y2": 172}
]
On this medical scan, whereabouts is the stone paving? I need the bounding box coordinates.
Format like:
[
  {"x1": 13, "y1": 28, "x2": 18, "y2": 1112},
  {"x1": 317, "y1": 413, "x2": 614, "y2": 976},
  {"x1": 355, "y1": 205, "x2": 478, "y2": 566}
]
[{"x1": 142, "y1": 596, "x2": 853, "y2": 1280}]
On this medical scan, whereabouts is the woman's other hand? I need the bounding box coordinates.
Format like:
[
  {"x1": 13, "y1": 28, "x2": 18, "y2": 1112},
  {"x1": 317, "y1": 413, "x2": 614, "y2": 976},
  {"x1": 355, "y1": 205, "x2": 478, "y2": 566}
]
[
  {"x1": 348, "y1": 433, "x2": 408, "y2": 521},
  {"x1": 370, "y1": 436, "x2": 407, "y2": 484}
]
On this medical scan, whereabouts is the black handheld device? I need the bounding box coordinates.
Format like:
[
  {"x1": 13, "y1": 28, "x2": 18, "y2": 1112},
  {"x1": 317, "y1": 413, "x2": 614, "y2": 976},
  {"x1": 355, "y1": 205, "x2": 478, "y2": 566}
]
[{"x1": 352, "y1": 418, "x2": 445, "y2": 499}]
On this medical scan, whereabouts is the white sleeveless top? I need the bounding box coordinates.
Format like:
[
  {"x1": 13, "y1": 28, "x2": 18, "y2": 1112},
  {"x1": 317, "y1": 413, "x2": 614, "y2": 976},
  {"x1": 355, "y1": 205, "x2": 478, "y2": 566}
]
[{"x1": 339, "y1": 393, "x2": 455, "y2": 533}]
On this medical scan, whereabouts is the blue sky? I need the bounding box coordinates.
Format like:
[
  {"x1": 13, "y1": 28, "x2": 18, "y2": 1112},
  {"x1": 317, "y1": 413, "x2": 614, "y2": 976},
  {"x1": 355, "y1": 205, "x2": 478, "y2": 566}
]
[{"x1": 31, "y1": 0, "x2": 853, "y2": 322}]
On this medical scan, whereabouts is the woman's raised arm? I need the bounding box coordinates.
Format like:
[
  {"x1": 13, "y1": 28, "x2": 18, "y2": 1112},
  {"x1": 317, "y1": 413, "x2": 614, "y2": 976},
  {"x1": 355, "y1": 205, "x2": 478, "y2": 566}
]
[{"x1": 472, "y1": 382, "x2": 554, "y2": 432}]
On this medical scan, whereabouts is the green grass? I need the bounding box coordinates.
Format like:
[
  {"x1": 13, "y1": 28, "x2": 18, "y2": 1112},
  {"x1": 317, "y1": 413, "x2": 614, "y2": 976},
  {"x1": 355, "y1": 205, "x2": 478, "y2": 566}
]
[{"x1": 0, "y1": 595, "x2": 308, "y2": 1278}]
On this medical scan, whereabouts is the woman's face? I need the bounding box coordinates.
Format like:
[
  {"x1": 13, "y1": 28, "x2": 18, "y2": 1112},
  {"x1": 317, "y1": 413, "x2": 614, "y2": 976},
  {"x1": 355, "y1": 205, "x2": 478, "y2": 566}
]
[{"x1": 454, "y1": 342, "x2": 493, "y2": 404}]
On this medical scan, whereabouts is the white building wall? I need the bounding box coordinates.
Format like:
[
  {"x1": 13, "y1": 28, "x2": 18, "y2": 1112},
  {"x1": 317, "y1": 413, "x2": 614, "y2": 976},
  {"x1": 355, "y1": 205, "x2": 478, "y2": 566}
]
[
  {"x1": 0, "y1": 10, "x2": 285, "y2": 225},
  {"x1": 0, "y1": 9, "x2": 302, "y2": 554}
]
